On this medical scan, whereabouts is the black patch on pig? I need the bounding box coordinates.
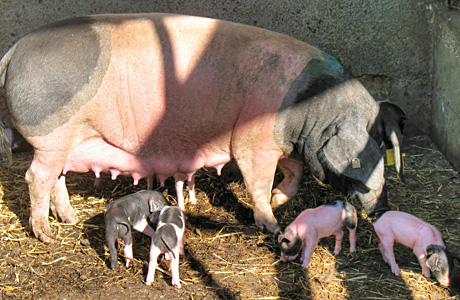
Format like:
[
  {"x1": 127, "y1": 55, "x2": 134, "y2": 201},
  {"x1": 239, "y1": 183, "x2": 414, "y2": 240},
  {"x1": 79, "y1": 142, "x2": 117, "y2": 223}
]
[
  {"x1": 426, "y1": 244, "x2": 455, "y2": 284},
  {"x1": 153, "y1": 224, "x2": 179, "y2": 255},
  {"x1": 160, "y1": 207, "x2": 184, "y2": 230},
  {"x1": 273, "y1": 51, "x2": 354, "y2": 172},
  {"x1": 342, "y1": 201, "x2": 357, "y2": 230},
  {"x1": 280, "y1": 236, "x2": 302, "y2": 257},
  {"x1": 6, "y1": 16, "x2": 106, "y2": 131}
]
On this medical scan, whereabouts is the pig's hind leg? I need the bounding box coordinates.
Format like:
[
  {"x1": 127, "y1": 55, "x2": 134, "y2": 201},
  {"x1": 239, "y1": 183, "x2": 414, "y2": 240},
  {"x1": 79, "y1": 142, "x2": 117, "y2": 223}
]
[
  {"x1": 25, "y1": 150, "x2": 74, "y2": 243},
  {"x1": 118, "y1": 226, "x2": 134, "y2": 268},
  {"x1": 50, "y1": 175, "x2": 79, "y2": 224},
  {"x1": 170, "y1": 249, "x2": 181, "y2": 288},
  {"x1": 145, "y1": 243, "x2": 161, "y2": 285},
  {"x1": 378, "y1": 239, "x2": 401, "y2": 276}
]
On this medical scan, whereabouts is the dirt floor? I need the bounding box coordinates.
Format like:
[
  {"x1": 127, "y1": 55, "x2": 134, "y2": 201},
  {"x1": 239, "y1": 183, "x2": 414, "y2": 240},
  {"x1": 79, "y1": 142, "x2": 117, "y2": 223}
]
[{"x1": 0, "y1": 135, "x2": 459, "y2": 300}]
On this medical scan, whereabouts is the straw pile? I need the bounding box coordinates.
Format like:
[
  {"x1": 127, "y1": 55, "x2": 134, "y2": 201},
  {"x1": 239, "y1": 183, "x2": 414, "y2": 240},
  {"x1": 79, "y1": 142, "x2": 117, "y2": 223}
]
[{"x1": 0, "y1": 135, "x2": 459, "y2": 299}]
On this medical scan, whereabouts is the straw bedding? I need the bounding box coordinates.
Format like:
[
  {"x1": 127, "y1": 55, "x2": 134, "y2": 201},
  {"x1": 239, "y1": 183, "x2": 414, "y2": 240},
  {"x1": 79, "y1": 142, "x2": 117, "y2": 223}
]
[{"x1": 0, "y1": 135, "x2": 459, "y2": 299}]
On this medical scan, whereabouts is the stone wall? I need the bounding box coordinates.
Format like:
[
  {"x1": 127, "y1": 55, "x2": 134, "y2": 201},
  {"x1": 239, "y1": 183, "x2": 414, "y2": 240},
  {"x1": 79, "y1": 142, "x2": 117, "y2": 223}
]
[{"x1": 430, "y1": 5, "x2": 460, "y2": 171}]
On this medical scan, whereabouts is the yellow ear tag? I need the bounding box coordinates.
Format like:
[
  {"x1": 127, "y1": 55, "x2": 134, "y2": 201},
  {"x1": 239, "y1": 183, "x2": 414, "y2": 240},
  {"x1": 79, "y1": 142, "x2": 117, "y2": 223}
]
[
  {"x1": 386, "y1": 149, "x2": 395, "y2": 166},
  {"x1": 386, "y1": 149, "x2": 406, "y2": 181}
]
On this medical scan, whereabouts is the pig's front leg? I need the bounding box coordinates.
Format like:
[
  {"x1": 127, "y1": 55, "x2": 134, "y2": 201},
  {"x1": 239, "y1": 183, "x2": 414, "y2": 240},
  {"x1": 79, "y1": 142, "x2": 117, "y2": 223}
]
[
  {"x1": 348, "y1": 226, "x2": 357, "y2": 253},
  {"x1": 133, "y1": 219, "x2": 155, "y2": 238},
  {"x1": 333, "y1": 229, "x2": 344, "y2": 256},
  {"x1": 234, "y1": 149, "x2": 282, "y2": 233},
  {"x1": 300, "y1": 238, "x2": 318, "y2": 268},
  {"x1": 414, "y1": 248, "x2": 431, "y2": 278},
  {"x1": 271, "y1": 158, "x2": 303, "y2": 209},
  {"x1": 175, "y1": 174, "x2": 186, "y2": 211},
  {"x1": 188, "y1": 173, "x2": 197, "y2": 205}
]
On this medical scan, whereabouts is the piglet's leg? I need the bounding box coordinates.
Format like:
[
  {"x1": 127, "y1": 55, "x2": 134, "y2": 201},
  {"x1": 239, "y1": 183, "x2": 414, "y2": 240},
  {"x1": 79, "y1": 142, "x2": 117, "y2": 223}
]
[
  {"x1": 333, "y1": 229, "x2": 344, "y2": 256},
  {"x1": 300, "y1": 239, "x2": 317, "y2": 268},
  {"x1": 146, "y1": 243, "x2": 161, "y2": 285},
  {"x1": 132, "y1": 219, "x2": 155, "y2": 238},
  {"x1": 414, "y1": 248, "x2": 430, "y2": 278},
  {"x1": 348, "y1": 226, "x2": 357, "y2": 253},
  {"x1": 170, "y1": 251, "x2": 181, "y2": 288},
  {"x1": 123, "y1": 235, "x2": 134, "y2": 268},
  {"x1": 379, "y1": 239, "x2": 401, "y2": 276}
]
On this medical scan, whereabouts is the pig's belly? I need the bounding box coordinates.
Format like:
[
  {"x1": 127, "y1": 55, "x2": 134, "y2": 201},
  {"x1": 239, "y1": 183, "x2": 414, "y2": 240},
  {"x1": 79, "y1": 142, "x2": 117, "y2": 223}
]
[{"x1": 62, "y1": 137, "x2": 231, "y2": 184}]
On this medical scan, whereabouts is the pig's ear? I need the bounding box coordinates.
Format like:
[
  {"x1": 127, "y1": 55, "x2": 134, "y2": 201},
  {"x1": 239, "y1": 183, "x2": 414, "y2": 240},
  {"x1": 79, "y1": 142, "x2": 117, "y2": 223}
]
[
  {"x1": 379, "y1": 102, "x2": 406, "y2": 183},
  {"x1": 426, "y1": 253, "x2": 441, "y2": 271},
  {"x1": 320, "y1": 123, "x2": 384, "y2": 191},
  {"x1": 149, "y1": 197, "x2": 160, "y2": 212}
]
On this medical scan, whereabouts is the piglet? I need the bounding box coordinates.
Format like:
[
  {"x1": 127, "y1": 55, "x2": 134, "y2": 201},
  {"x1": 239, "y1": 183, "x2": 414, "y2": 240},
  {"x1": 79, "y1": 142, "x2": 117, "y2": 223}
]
[
  {"x1": 373, "y1": 211, "x2": 458, "y2": 287},
  {"x1": 105, "y1": 190, "x2": 168, "y2": 270},
  {"x1": 278, "y1": 201, "x2": 357, "y2": 268},
  {"x1": 146, "y1": 205, "x2": 185, "y2": 288}
]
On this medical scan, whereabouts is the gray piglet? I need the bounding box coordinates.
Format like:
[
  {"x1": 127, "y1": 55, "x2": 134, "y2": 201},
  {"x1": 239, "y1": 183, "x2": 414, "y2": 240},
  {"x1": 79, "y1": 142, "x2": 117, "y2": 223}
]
[
  {"x1": 145, "y1": 206, "x2": 185, "y2": 288},
  {"x1": 105, "y1": 190, "x2": 168, "y2": 270}
]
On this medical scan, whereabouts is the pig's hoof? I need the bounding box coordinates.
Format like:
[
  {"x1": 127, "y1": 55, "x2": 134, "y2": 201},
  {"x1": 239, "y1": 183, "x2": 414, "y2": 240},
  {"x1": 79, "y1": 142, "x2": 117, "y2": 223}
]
[
  {"x1": 145, "y1": 280, "x2": 153, "y2": 286},
  {"x1": 125, "y1": 259, "x2": 133, "y2": 268},
  {"x1": 254, "y1": 210, "x2": 281, "y2": 234},
  {"x1": 30, "y1": 218, "x2": 56, "y2": 244},
  {"x1": 255, "y1": 219, "x2": 281, "y2": 234},
  {"x1": 60, "y1": 210, "x2": 79, "y2": 224},
  {"x1": 172, "y1": 279, "x2": 181, "y2": 288},
  {"x1": 391, "y1": 268, "x2": 401, "y2": 276},
  {"x1": 270, "y1": 191, "x2": 289, "y2": 210}
]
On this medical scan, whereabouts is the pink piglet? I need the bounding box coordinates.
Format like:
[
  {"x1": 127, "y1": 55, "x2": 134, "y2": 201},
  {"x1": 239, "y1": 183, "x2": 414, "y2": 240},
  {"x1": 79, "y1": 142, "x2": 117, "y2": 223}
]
[
  {"x1": 278, "y1": 201, "x2": 357, "y2": 268},
  {"x1": 373, "y1": 210, "x2": 458, "y2": 287}
]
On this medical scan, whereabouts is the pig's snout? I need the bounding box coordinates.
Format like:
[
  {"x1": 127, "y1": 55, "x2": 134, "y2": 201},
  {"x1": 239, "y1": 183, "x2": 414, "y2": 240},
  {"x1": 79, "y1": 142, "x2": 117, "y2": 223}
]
[{"x1": 440, "y1": 278, "x2": 450, "y2": 287}]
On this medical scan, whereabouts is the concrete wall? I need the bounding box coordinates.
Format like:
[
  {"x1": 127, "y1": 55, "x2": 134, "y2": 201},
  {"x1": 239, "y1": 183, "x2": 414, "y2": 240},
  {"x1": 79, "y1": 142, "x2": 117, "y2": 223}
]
[
  {"x1": 0, "y1": 0, "x2": 433, "y2": 136},
  {"x1": 430, "y1": 5, "x2": 460, "y2": 171}
]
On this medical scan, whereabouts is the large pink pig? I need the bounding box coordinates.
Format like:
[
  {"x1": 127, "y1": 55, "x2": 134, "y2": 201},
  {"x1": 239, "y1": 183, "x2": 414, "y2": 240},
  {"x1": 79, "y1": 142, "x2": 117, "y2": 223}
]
[
  {"x1": 0, "y1": 13, "x2": 403, "y2": 243},
  {"x1": 278, "y1": 201, "x2": 357, "y2": 268},
  {"x1": 373, "y1": 211, "x2": 457, "y2": 287}
]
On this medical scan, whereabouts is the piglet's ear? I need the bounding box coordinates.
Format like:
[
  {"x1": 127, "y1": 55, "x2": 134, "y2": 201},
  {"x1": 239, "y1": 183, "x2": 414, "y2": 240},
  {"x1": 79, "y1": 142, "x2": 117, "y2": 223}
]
[
  {"x1": 149, "y1": 197, "x2": 159, "y2": 213},
  {"x1": 322, "y1": 123, "x2": 384, "y2": 191},
  {"x1": 426, "y1": 253, "x2": 440, "y2": 271},
  {"x1": 278, "y1": 233, "x2": 288, "y2": 243}
]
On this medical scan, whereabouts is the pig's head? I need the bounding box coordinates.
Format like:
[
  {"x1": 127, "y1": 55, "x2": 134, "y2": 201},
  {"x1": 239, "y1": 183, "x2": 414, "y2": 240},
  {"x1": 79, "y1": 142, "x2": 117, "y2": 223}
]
[
  {"x1": 317, "y1": 118, "x2": 389, "y2": 218},
  {"x1": 426, "y1": 245, "x2": 459, "y2": 287},
  {"x1": 148, "y1": 193, "x2": 168, "y2": 213},
  {"x1": 278, "y1": 227, "x2": 302, "y2": 262}
]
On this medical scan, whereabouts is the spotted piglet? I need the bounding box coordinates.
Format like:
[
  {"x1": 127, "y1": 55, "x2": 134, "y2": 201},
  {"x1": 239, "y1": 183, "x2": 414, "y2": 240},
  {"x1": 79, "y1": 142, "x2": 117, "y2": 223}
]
[
  {"x1": 146, "y1": 206, "x2": 185, "y2": 288},
  {"x1": 105, "y1": 190, "x2": 168, "y2": 270},
  {"x1": 278, "y1": 201, "x2": 357, "y2": 268},
  {"x1": 373, "y1": 211, "x2": 458, "y2": 287}
]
